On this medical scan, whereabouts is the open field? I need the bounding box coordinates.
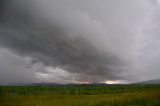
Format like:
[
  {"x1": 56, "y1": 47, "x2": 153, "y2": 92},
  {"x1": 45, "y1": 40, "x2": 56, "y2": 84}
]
[{"x1": 0, "y1": 85, "x2": 160, "y2": 106}]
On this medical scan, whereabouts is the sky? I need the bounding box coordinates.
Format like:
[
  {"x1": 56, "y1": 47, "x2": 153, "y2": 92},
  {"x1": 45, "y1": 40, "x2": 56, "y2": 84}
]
[{"x1": 0, "y1": 0, "x2": 160, "y2": 84}]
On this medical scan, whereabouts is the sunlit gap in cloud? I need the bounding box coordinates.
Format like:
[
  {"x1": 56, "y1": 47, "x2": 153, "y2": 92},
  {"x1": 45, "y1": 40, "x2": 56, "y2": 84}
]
[
  {"x1": 76, "y1": 80, "x2": 129, "y2": 84},
  {"x1": 100, "y1": 80, "x2": 129, "y2": 84},
  {"x1": 36, "y1": 67, "x2": 128, "y2": 84}
]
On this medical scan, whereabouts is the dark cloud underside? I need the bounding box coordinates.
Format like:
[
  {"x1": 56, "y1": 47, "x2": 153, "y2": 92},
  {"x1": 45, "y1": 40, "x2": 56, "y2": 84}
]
[{"x1": 0, "y1": 0, "x2": 160, "y2": 84}]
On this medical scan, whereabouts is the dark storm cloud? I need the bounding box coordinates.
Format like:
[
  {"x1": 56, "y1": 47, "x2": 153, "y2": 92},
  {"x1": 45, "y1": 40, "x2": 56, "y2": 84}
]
[
  {"x1": 0, "y1": 16, "x2": 123, "y2": 81},
  {"x1": 0, "y1": 0, "x2": 159, "y2": 83}
]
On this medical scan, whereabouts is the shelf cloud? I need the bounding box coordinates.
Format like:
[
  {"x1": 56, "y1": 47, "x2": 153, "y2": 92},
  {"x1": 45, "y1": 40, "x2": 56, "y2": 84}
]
[{"x1": 0, "y1": 0, "x2": 160, "y2": 84}]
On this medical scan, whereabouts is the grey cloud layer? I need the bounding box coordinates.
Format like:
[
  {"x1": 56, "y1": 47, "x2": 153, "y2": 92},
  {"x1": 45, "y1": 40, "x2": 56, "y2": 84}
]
[{"x1": 0, "y1": 0, "x2": 159, "y2": 83}]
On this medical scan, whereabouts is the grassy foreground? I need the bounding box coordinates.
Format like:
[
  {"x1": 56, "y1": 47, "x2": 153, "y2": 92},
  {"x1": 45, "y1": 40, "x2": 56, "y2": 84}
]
[{"x1": 0, "y1": 85, "x2": 160, "y2": 106}]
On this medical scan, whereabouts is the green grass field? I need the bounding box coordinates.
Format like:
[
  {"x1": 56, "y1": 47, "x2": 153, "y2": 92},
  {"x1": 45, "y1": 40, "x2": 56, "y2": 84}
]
[{"x1": 0, "y1": 85, "x2": 160, "y2": 106}]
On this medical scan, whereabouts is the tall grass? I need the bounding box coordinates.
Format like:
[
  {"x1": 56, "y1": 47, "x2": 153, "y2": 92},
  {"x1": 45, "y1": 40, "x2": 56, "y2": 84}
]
[{"x1": 0, "y1": 85, "x2": 160, "y2": 106}]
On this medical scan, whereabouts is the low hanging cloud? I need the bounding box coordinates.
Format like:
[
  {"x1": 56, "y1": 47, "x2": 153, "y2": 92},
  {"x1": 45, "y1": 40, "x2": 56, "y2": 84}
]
[{"x1": 0, "y1": 0, "x2": 160, "y2": 84}]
